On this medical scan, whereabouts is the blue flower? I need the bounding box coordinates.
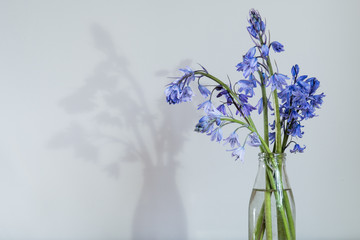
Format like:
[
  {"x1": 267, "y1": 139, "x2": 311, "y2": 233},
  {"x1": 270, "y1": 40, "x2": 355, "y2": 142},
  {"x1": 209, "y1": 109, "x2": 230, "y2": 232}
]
[
  {"x1": 165, "y1": 67, "x2": 197, "y2": 104},
  {"x1": 268, "y1": 73, "x2": 289, "y2": 91},
  {"x1": 197, "y1": 100, "x2": 214, "y2": 113},
  {"x1": 237, "y1": 78, "x2": 257, "y2": 97},
  {"x1": 245, "y1": 47, "x2": 256, "y2": 59},
  {"x1": 223, "y1": 132, "x2": 241, "y2": 148},
  {"x1": 290, "y1": 144, "x2": 306, "y2": 153},
  {"x1": 261, "y1": 44, "x2": 269, "y2": 57},
  {"x1": 247, "y1": 132, "x2": 261, "y2": 147},
  {"x1": 236, "y1": 47, "x2": 258, "y2": 78},
  {"x1": 242, "y1": 103, "x2": 256, "y2": 117},
  {"x1": 256, "y1": 97, "x2": 273, "y2": 114},
  {"x1": 207, "y1": 109, "x2": 223, "y2": 126},
  {"x1": 269, "y1": 132, "x2": 275, "y2": 144},
  {"x1": 217, "y1": 104, "x2": 227, "y2": 116},
  {"x1": 194, "y1": 116, "x2": 212, "y2": 133},
  {"x1": 310, "y1": 93, "x2": 325, "y2": 109},
  {"x1": 271, "y1": 41, "x2": 284, "y2": 52},
  {"x1": 291, "y1": 64, "x2": 300, "y2": 79},
  {"x1": 279, "y1": 65, "x2": 325, "y2": 131},
  {"x1": 247, "y1": 26, "x2": 258, "y2": 38},
  {"x1": 289, "y1": 122, "x2": 304, "y2": 138},
  {"x1": 210, "y1": 127, "x2": 223, "y2": 142},
  {"x1": 306, "y1": 77, "x2": 320, "y2": 95},
  {"x1": 178, "y1": 67, "x2": 196, "y2": 83},
  {"x1": 198, "y1": 84, "x2": 211, "y2": 98},
  {"x1": 256, "y1": 98, "x2": 263, "y2": 114},
  {"x1": 215, "y1": 88, "x2": 233, "y2": 106},
  {"x1": 180, "y1": 86, "x2": 194, "y2": 102},
  {"x1": 269, "y1": 121, "x2": 276, "y2": 130},
  {"x1": 165, "y1": 84, "x2": 182, "y2": 104},
  {"x1": 238, "y1": 93, "x2": 249, "y2": 103},
  {"x1": 247, "y1": 9, "x2": 266, "y2": 39},
  {"x1": 230, "y1": 146, "x2": 246, "y2": 161}
]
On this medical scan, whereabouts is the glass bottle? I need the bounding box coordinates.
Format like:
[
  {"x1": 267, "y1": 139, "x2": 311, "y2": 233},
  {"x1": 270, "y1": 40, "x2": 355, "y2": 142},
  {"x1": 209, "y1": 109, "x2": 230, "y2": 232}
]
[{"x1": 248, "y1": 153, "x2": 296, "y2": 240}]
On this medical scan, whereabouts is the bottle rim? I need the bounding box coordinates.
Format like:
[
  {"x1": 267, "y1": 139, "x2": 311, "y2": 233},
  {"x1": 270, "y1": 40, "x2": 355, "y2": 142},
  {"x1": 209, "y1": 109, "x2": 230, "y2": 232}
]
[{"x1": 258, "y1": 152, "x2": 287, "y2": 159}]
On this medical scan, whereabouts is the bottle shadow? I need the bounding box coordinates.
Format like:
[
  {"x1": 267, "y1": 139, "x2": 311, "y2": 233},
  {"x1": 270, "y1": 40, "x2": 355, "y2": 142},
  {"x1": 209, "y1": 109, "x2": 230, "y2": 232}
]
[{"x1": 48, "y1": 23, "x2": 195, "y2": 239}]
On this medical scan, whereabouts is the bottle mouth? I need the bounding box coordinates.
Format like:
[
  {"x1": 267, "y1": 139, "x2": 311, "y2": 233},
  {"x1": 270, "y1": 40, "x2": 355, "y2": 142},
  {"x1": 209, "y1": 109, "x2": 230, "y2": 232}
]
[{"x1": 258, "y1": 152, "x2": 287, "y2": 159}]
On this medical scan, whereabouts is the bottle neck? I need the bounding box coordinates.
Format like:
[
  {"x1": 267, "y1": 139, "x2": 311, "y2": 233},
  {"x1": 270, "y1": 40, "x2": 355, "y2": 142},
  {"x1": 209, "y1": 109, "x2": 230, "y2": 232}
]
[{"x1": 253, "y1": 153, "x2": 290, "y2": 190}]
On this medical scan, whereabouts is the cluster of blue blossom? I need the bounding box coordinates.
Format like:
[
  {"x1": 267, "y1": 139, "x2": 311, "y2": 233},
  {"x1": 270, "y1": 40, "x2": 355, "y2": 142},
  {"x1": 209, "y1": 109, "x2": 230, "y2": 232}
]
[
  {"x1": 165, "y1": 9, "x2": 324, "y2": 161},
  {"x1": 278, "y1": 64, "x2": 325, "y2": 152},
  {"x1": 165, "y1": 67, "x2": 197, "y2": 104}
]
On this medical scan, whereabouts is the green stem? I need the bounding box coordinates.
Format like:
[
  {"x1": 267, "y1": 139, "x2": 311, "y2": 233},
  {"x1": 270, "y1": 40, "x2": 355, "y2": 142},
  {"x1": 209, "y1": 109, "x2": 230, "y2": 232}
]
[
  {"x1": 264, "y1": 172, "x2": 272, "y2": 239},
  {"x1": 254, "y1": 202, "x2": 266, "y2": 240},
  {"x1": 266, "y1": 166, "x2": 292, "y2": 240},
  {"x1": 258, "y1": 38, "x2": 282, "y2": 154},
  {"x1": 258, "y1": 71, "x2": 269, "y2": 146},
  {"x1": 283, "y1": 191, "x2": 296, "y2": 239},
  {"x1": 266, "y1": 58, "x2": 282, "y2": 154}
]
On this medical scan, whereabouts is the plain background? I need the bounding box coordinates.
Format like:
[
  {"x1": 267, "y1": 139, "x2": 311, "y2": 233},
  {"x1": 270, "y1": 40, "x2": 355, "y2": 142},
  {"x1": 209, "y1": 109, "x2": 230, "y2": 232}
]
[{"x1": 1, "y1": 0, "x2": 360, "y2": 239}]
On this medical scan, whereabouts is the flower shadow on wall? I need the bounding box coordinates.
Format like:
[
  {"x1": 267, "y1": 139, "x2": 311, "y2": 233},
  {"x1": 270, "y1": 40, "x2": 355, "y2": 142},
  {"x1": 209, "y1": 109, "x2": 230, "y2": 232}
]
[{"x1": 48, "y1": 24, "x2": 195, "y2": 239}]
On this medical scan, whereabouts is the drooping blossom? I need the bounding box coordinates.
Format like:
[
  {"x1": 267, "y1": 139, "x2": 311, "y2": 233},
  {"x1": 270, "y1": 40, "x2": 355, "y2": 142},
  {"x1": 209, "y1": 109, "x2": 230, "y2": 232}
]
[
  {"x1": 247, "y1": 132, "x2": 262, "y2": 147},
  {"x1": 271, "y1": 41, "x2": 285, "y2": 52},
  {"x1": 290, "y1": 144, "x2": 306, "y2": 153},
  {"x1": 268, "y1": 73, "x2": 289, "y2": 91},
  {"x1": 230, "y1": 146, "x2": 246, "y2": 161},
  {"x1": 236, "y1": 47, "x2": 258, "y2": 78},
  {"x1": 223, "y1": 132, "x2": 241, "y2": 148}
]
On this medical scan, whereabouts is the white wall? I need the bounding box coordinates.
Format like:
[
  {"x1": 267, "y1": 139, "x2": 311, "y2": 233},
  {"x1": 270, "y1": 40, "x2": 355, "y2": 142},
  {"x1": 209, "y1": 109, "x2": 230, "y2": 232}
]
[{"x1": 0, "y1": 0, "x2": 359, "y2": 239}]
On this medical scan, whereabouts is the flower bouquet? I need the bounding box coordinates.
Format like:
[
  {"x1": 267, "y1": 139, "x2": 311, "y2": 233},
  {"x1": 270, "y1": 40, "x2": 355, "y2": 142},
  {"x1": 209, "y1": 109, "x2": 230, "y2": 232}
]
[{"x1": 164, "y1": 9, "x2": 324, "y2": 240}]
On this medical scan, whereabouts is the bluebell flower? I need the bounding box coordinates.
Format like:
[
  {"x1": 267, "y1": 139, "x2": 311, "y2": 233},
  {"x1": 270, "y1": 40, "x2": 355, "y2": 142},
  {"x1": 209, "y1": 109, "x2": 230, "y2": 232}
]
[
  {"x1": 247, "y1": 9, "x2": 266, "y2": 39},
  {"x1": 215, "y1": 87, "x2": 233, "y2": 106},
  {"x1": 289, "y1": 109, "x2": 302, "y2": 121},
  {"x1": 261, "y1": 44, "x2": 269, "y2": 57},
  {"x1": 301, "y1": 107, "x2": 316, "y2": 120},
  {"x1": 180, "y1": 86, "x2": 194, "y2": 102},
  {"x1": 247, "y1": 132, "x2": 261, "y2": 147},
  {"x1": 197, "y1": 100, "x2": 214, "y2": 113},
  {"x1": 256, "y1": 97, "x2": 273, "y2": 114},
  {"x1": 256, "y1": 98, "x2": 263, "y2": 114},
  {"x1": 291, "y1": 64, "x2": 300, "y2": 79},
  {"x1": 268, "y1": 73, "x2": 289, "y2": 91},
  {"x1": 296, "y1": 79, "x2": 311, "y2": 93},
  {"x1": 247, "y1": 26, "x2": 258, "y2": 38},
  {"x1": 165, "y1": 84, "x2": 182, "y2": 104},
  {"x1": 242, "y1": 103, "x2": 256, "y2": 117},
  {"x1": 271, "y1": 41, "x2": 284, "y2": 52},
  {"x1": 224, "y1": 132, "x2": 241, "y2": 148},
  {"x1": 310, "y1": 93, "x2": 325, "y2": 108},
  {"x1": 279, "y1": 65, "x2": 325, "y2": 131},
  {"x1": 165, "y1": 67, "x2": 197, "y2": 104},
  {"x1": 194, "y1": 116, "x2": 212, "y2": 133},
  {"x1": 269, "y1": 121, "x2": 276, "y2": 130},
  {"x1": 306, "y1": 77, "x2": 320, "y2": 95},
  {"x1": 217, "y1": 104, "x2": 227, "y2": 116},
  {"x1": 237, "y1": 78, "x2": 257, "y2": 97},
  {"x1": 195, "y1": 108, "x2": 222, "y2": 134},
  {"x1": 198, "y1": 84, "x2": 211, "y2": 98},
  {"x1": 178, "y1": 67, "x2": 196, "y2": 83},
  {"x1": 269, "y1": 132, "x2": 275, "y2": 144},
  {"x1": 236, "y1": 47, "x2": 258, "y2": 78},
  {"x1": 290, "y1": 144, "x2": 306, "y2": 153},
  {"x1": 289, "y1": 122, "x2": 304, "y2": 138},
  {"x1": 230, "y1": 146, "x2": 246, "y2": 161},
  {"x1": 238, "y1": 93, "x2": 249, "y2": 103},
  {"x1": 207, "y1": 109, "x2": 223, "y2": 126},
  {"x1": 210, "y1": 127, "x2": 223, "y2": 142}
]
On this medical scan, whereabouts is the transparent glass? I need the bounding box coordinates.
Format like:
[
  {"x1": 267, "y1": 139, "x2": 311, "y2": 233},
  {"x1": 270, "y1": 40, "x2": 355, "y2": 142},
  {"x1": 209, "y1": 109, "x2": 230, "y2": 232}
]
[{"x1": 248, "y1": 153, "x2": 296, "y2": 240}]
